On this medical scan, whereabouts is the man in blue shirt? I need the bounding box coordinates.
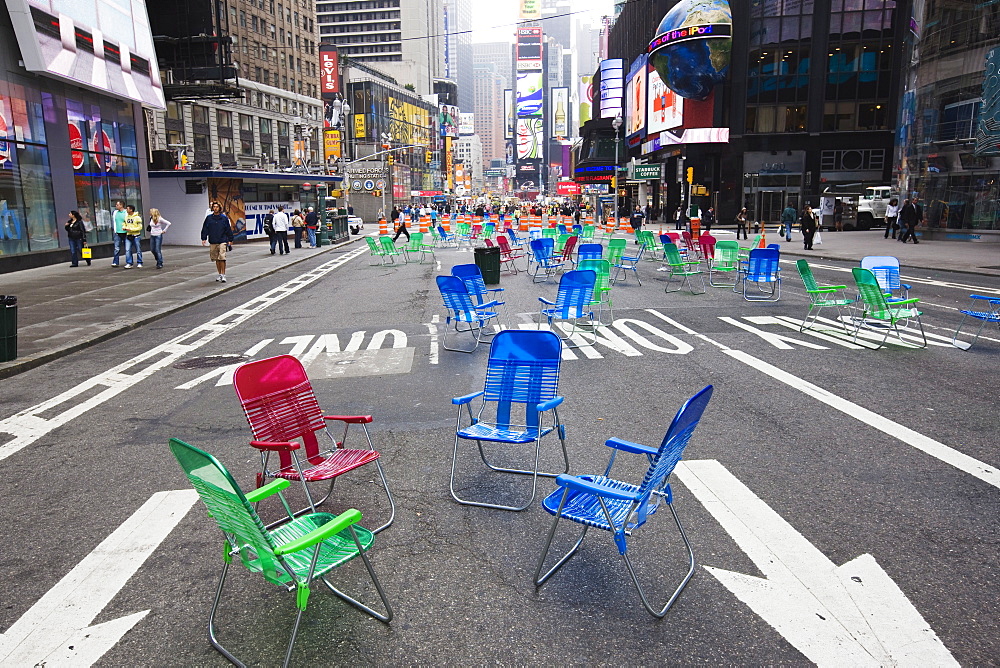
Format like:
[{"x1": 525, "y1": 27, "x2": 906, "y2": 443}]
[
  {"x1": 200, "y1": 202, "x2": 234, "y2": 282},
  {"x1": 111, "y1": 201, "x2": 126, "y2": 266}
]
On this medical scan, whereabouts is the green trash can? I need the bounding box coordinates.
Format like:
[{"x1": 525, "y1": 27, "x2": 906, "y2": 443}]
[
  {"x1": 0, "y1": 295, "x2": 17, "y2": 363},
  {"x1": 474, "y1": 246, "x2": 501, "y2": 285}
]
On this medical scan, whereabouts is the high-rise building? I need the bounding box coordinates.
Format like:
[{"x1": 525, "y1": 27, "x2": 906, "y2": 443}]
[
  {"x1": 454, "y1": 134, "x2": 484, "y2": 191},
  {"x1": 473, "y1": 64, "x2": 506, "y2": 165},
  {"x1": 576, "y1": 22, "x2": 601, "y2": 78},
  {"x1": 317, "y1": 0, "x2": 445, "y2": 97},
  {"x1": 445, "y1": 0, "x2": 474, "y2": 111},
  {"x1": 473, "y1": 43, "x2": 513, "y2": 90}
]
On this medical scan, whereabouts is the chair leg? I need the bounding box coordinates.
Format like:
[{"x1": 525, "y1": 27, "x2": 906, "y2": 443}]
[
  {"x1": 319, "y1": 527, "x2": 393, "y2": 622},
  {"x1": 620, "y1": 501, "x2": 697, "y2": 618},
  {"x1": 449, "y1": 433, "x2": 544, "y2": 511},
  {"x1": 535, "y1": 499, "x2": 589, "y2": 586},
  {"x1": 359, "y1": 423, "x2": 396, "y2": 534},
  {"x1": 207, "y1": 561, "x2": 246, "y2": 668},
  {"x1": 282, "y1": 608, "x2": 306, "y2": 668}
]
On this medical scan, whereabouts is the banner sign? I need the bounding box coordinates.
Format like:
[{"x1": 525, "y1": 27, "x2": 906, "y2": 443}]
[{"x1": 319, "y1": 46, "x2": 340, "y2": 99}]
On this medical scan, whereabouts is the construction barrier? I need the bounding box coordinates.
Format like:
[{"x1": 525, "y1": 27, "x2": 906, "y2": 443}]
[
  {"x1": 419, "y1": 216, "x2": 429, "y2": 233},
  {"x1": 379, "y1": 217, "x2": 388, "y2": 235}
]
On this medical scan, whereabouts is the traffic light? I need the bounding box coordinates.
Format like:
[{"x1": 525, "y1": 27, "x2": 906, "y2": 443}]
[
  {"x1": 686, "y1": 167, "x2": 694, "y2": 184},
  {"x1": 388, "y1": 155, "x2": 394, "y2": 165},
  {"x1": 372, "y1": 189, "x2": 382, "y2": 197}
]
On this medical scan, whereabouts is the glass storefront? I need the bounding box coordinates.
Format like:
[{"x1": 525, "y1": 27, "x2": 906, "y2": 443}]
[{"x1": 0, "y1": 82, "x2": 57, "y2": 257}]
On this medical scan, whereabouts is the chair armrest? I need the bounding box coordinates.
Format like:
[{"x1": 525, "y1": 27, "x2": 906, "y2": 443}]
[
  {"x1": 554, "y1": 474, "x2": 637, "y2": 501},
  {"x1": 605, "y1": 437, "x2": 658, "y2": 456},
  {"x1": 245, "y1": 478, "x2": 291, "y2": 503},
  {"x1": 807, "y1": 287, "x2": 842, "y2": 294},
  {"x1": 538, "y1": 297, "x2": 556, "y2": 306},
  {"x1": 273, "y1": 508, "x2": 362, "y2": 556},
  {"x1": 893, "y1": 297, "x2": 920, "y2": 306},
  {"x1": 970, "y1": 294, "x2": 1000, "y2": 303},
  {"x1": 250, "y1": 440, "x2": 301, "y2": 452},
  {"x1": 901, "y1": 282, "x2": 911, "y2": 289},
  {"x1": 453, "y1": 390, "x2": 485, "y2": 405},
  {"x1": 325, "y1": 415, "x2": 373, "y2": 424},
  {"x1": 476, "y1": 300, "x2": 503, "y2": 310},
  {"x1": 537, "y1": 396, "x2": 564, "y2": 412}
]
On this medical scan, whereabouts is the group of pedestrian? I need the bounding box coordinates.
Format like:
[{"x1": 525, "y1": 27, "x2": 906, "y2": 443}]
[
  {"x1": 67, "y1": 200, "x2": 172, "y2": 269},
  {"x1": 261, "y1": 206, "x2": 320, "y2": 255}
]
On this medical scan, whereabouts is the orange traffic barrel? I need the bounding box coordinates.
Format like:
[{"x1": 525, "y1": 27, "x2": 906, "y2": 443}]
[{"x1": 379, "y1": 217, "x2": 388, "y2": 235}]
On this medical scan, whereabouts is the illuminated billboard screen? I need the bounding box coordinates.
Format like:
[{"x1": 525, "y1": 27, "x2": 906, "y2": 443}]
[
  {"x1": 504, "y1": 89, "x2": 514, "y2": 138},
  {"x1": 5, "y1": 0, "x2": 164, "y2": 108},
  {"x1": 516, "y1": 118, "x2": 543, "y2": 159},
  {"x1": 625, "y1": 55, "x2": 647, "y2": 139},
  {"x1": 516, "y1": 71, "x2": 543, "y2": 117},
  {"x1": 599, "y1": 59, "x2": 623, "y2": 119},
  {"x1": 647, "y1": 66, "x2": 684, "y2": 134},
  {"x1": 516, "y1": 26, "x2": 542, "y2": 70},
  {"x1": 551, "y1": 87, "x2": 569, "y2": 137}
]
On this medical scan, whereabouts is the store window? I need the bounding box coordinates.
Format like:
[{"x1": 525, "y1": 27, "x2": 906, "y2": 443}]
[{"x1": 278, "y1": 121, "x2": 289, "y2": 137}]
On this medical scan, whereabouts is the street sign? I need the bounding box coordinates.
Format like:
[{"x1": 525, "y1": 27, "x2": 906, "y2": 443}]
[
  {"x1": 363, "y1": 179, "x2": 375, "y2": 191},
  {"x1": 631, "y1": 163, "x2": 663, "y2": 180},
  {"x1": 485, "y1": 168, "x2": 505, "y2": 177}
]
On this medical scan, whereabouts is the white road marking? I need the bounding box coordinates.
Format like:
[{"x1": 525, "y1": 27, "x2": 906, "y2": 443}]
[
  {"x1": 428, "y1": 315, "x2": 440, "y2": 365},
  {"x1": 0, "y1": 247, "x2": 366, "y2": 462},
  {"x1": 676, "y1": 460, "x2": 958, "y2": 667},
  {"x1": 0, "y1": 490, "x2": 199, "y2": 666}
]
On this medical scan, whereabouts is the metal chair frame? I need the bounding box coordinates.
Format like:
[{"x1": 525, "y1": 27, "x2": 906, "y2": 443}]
[
  {"x1": 952, "y1": 294, "x2": 1000, "y2": 350},
  {"x1": 611, "y1": 242, "x2": 645, "y2": 285},
  {"x1": 578, "y1": 259, "x2": 614, "y2": 325},
  {"x1": 453, "y1": 263, "x2": 509, "y2": 327},
  {"x1": 735, "y1": 248, "x2": 781, "y2": 301},
  {"x1": 530, "y1": 238, "x2": 565, "y2": 283},
  {"x1": 795, "y1": 259, "x2": 855, "y2": 332},
  {"x1": 436, "y1": 275, "x2": 502, "y2": 353},
  {"x1": 534, "y1": 386, "x2": 713, "y2": 618},
  {"x1": 708, "y1": 241, "x2": 740, "y2": 287},
  {"x1": 851, "y1": 267, "x2": 927, "y2": 349},
  {"x1": 378, "y1": 236, "x2": 402, "y2": 264},
  {"x1": 661, "y1": 243, "x2": 706, "y2": 294},
  {"x1": 450, "y1": 330, "x2": 570, "y2": 511},
  {"x1": 538, "y1": 269, "x2": 599, "y2": 348},
  {"x1": 365, "y1": 236, "x2": 386, "y2": 265},
  {"x1": 402, "y1": 232, "x2": 435, "y2": 264}
]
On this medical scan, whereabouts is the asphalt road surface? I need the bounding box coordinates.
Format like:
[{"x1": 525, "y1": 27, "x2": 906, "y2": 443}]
[{"x1": 1, "y1": 243, "x2": 998, "y2": 666}]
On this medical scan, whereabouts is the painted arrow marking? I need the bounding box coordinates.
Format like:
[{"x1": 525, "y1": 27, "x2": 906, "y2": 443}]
[
  {"x1": 675, "y1": 460, "x2": 957, "y2": 667},
  {"x1": 0, "y1": 490, "x2": 198, "y2": 666}
]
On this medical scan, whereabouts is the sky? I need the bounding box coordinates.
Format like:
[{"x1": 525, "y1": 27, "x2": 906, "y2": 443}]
[{"x1": 470, "y1": 0, "x2": 615, "y2": 44}]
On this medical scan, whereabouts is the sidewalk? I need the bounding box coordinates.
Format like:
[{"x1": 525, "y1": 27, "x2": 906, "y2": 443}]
[
  {"x1": 1, "y1": 229, "x2": 997, "y2": 379},
  {"x1": 0, "y1": 237, "x2": 358, "y2": 379}
]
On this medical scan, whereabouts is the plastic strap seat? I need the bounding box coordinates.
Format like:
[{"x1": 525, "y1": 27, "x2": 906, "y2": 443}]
[
  {"x1": 795, "y1": 259, "x2": 854, "y2": 331},
  {"x1": 851, "y1": 267, "x2": 926, "y2": 349},
  {"x1": 953, "y1": 294, "x2": 1000, "y2": 350},
  {"x1": 661, "y1": 243, "x2": 705, "y2": 294},
  {"x1": 538, "y1": 269, "x2": 598, "y2": 347},
  {"x1": 436, "y1": 275, "x2": 502, "y2": 352},
  {"x1": 736, "y1": 248, "x2": 781, "y2": 301}
]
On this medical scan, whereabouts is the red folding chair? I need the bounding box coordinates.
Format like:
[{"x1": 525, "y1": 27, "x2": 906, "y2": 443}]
[
  {"x1": 496, "y1": 234, "x2": 526, "y2": 274},
  {"x1": 698, "y1": 233, "x2": 716, "y2": 261},
  {"x1": 559, "y1": 235, "x2": 578, "y2": 266},
  {"x1": 233, "y1": 355, "x2": 395, "y2": 533}
]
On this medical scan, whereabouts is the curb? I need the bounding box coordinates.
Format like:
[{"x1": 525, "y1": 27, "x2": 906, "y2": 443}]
[{"x1": 0, "y1": 236, "x2": 363, "y2": 380}]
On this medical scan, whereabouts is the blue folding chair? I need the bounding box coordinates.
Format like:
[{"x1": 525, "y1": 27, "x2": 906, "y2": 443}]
[
  {"x1": 530, "y1": 237, "x2": 564, "y2": 283},
  {"x1": 453, "y1": 263, "x2": 508, "y2": 326},
  {"x1": 436, "y1": 275, "x2": 502, "y2": 353},
  {"x1": 861, "y1": 255, "x2": 911, "y2": 301},
  {"x1": 735, "y1": 247, "x2": 781, "y2": 301},
  {"x1": 574, "y1": 242, "x2": 604, "y2": 266},
  {"x1": 952, "y1": 294, "x2": 1000, "y2": 350},
  {"x1": 538, "y1": 269, "x2": 598, "y2": 348},
  {"x1": 534, "y1": 385, "x2": 714, "y2": 617},
  {"x1": 450, "y1": 330, "x2": 570, "y2": 511},
  {"x1": 437, "y1": 225, "x2": 458, "y2": 247},
  {"x1": 611, "y1": 241, "x2": 645, "y2": 285}
]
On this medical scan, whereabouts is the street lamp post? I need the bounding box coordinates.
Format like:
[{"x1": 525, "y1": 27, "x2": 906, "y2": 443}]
[{"x1": 612, "y1": 113, "x2": 623, "y2": 226}]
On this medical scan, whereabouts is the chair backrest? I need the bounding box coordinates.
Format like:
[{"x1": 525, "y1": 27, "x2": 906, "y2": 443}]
[
  {"x1": 555, "y1": 233, "x2": 570, "y2": 252},
  {"x1": 746, "y1": 248, "x2": 780, "y2": 280},
  {"x1": 606, "y1": 238, "x2": 627, "y2": 266},
  {"x1": 437, "y1": 274, "x2": 479, "y2": 316},
  {"x1": 662, "y1": 232, "x2": 681, "y2": 246},
  {"x1": 168, "y1": 438, "x2": 289, "y2": 585},
  {"x1": 577, "y1": 260, "x2": 611, "y2": 297},
  {"x1": 409, "y1": 232, "x2": 424, "y2": 246},
  {"x1": 853, "y1": 267, "x2": 891, "y2": 314},
  {"x1": 233, "y1": 355, "x2": 327, "y2": 471},
  {"x1": 437, "y1": 225, "x2": 451, "y2": 239},
  {"x1": 681, "y1": 230, "x2": 695, "y2": 250},
  {"x1": 713, "y1": 242, "x2": 740, "y2": 269},
  {"x1": 452, "y1": 263, "x2": 491, "y2": 303},
  {"x1": 560, "y1": 235, "x2": 578, "y2": 261},
  {"x1": 496, "y1": 235, "x2": 515, "y2": 255},
  {"x1": 484, "y1": 238, "x2": 495, "y2": 248},
  {"x1": 577, "y1": 243, "x2": 603, "y2": 262},
  {"x1": 530, "y1": 237, "x2": 556, "y2": 264},
  {"x1": 662, "y1": 243, "x2": 685, "y2": 266},
  {"x1": 796, "y1": 259, "x2": 820, "y2": 291},
  {"x1": 861, "y1": 255, "x2": 902, "y2": 291},
  {"x1": 542, "y1": 228, "x2": 557, "y2": 239},
  {"x1": 581, "y1": 225, "x2": 595, "y2": 240},
  {"x1": 379, "y1": 236, "x2": 398, "y2": 253},
  {"x1": 630, "y1": 385, "x2": 713, "y2": 528},
  {"x1": 551, "y1": 269, "x2": 597, "y2": 317},
  {"x1": 366, "y1": 236, "x2": 382, "y2": 254},
  {"x1": 766, "y1": 243, "x2": 781, "y2": 251},
  {"x1": 484, "y1": 330, "x2": 564, "y2": 432},
  {"x1": 699, "y1": 233, "x2": 716, "y2": 259},
  {"x1": 557, "y1": 224, "x2": 568, "y2": 235}
]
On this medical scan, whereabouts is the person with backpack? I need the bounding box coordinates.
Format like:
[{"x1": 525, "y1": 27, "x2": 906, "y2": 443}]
[
  {"x1": 263, "y1": 209, "x2": 276, "y2": 253},
  {"x1": 780, "y1": 201, "x2": 797, "y2": 242}
]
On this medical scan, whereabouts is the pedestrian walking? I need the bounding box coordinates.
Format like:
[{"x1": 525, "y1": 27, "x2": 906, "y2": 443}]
[
  {"x1": 305, "y1": 207, "x2": 318, "y2": 247},
  {"x1": 200, "y1": 201, "x2": 234, "y2": 282},
  {"x1": 702, "y1": 206, "x2": 715, "y2": 233},
  {"x1": 263, "y1": 209, "x2": 276, "y2": 253},
  {"x1": 272, "y1": 207, "x2": 290, "y2": 254},
  {"x1": 123, "y1": 205, "x2": 144, "y2": 268},
  {"x1": 898, "y1": 196, "x2": 921, "y2": 244},
  {"x1": 393, "y1": 205, "x2": 411, "y2": 242},
  {"x1": 735, "y1": 207, "x2": 749, "y2": 240},
  {"x1": 833, "y1": 199, "x2": 844, "y2": 232},
  {"x1": 290, "y1": 209, "x2": 305, "y2": 248},
  {"x1": 111, "y1": 200, "x2": 126, "y2": 267},
  {"x1": 147, "y1": 208, "x2": 171, "y2": 268},
  {"x1": 800, "y1": 204, "x2": 818, "y2": 250},
  {"x1": 674, "y1": 205, "x2": 685, "y2": 230},
  {"x1": 884, "y1": 197, "x2": 899, "y2": 239},
  {"x1": 780, "y1": 201, "x2": 797, "y2": 242},
  {"x1": 631, "y1": 205, "x2": 644, "y2": 234},
  {"x1": 65, "y1": 210, "x2": 89, "y2": 267}
]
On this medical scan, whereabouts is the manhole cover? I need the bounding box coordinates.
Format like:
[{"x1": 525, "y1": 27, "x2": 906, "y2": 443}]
[{"x1": 174, "y1": 354, "x2": 249, "y2": 369}]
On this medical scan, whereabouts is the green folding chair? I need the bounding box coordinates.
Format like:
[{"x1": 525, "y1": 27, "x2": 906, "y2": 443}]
[
  {"x1": 578, "y1": 259, "x2": 614, "y2": 324},
  {"x1": 796, "y1": 259, "x2": 854, "y2": 331},
  {"x1": 851, "y1": 267, "x2": 926, "y2": 349},
  {"x1": 605, "y1": 238, "x2": 627, "y2": 270},
  {"x1": 167, "y1": 438, "x2": 392, "y2": 668},
  {"x1": 365, "y1": 236, "x2": 386, "y2": 265},
  {"x1": 709, "y1": 240, "x2": 740, "y2": 286},
  {"x1": 403, "y1": 232, "x2": 435, "y2": 263},
  {"x1": 379, "y1": 235, "x2": 403, "y2": 263},
  {"x1": 636, "y1": 230, "x2": 661, "y2": 260},
  {"x1": 661, "y1": 243, "x2": 705, "y2": 293}
]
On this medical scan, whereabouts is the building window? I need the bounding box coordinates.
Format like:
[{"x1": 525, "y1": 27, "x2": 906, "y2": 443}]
[
  {"x1": 239, "y1": 114, "x2": 253, "y2": 132},
  {"x1": 166, "y1": 101, "x2": 183, "y2": 120},
  {"x1": 939, "y1": 99, "x2": 981, "y2": 141},
  {"x1": 746, "y1": 105, "x2": 807, "y2": 133},
  {"x1": 193, "y1": 132, "x2": 211, "y2": 154},
  {"x1": 192, "y1": 105, "x2": 210, "y2": 125},
  {"x1": 260, "y1": 117, "x2": 272, "y2": 135},
  {"x1": 219, "y1": 136, "x2": 234, "y2": 154},
  {"x1": 278, "y1": 121, "x2": 289, "y2": 137},
  {"x1": 240, "y1": 138, "x2": 254, "y2": 155},
  {"x1": 217, "y1": 110, "x2": 232, "y2": 128}
]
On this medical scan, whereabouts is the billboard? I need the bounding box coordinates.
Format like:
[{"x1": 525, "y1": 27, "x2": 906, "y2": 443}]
[
  {"x1": 516, "y1": 118, "x2": 543, "y2": 160},
  {"x1": 552, "y1": 87, "x2": 569, "y2": 138},
  {"x1": 519, "y1": 0, "x2": 540, "y2": 20},
  {"x1": 579, "y1": 76, "x2": 594, "y2": 126},
  {"x1": 459, "y1": 113, "x2": 475, "y2": 136},
  {"x1": 516, "y1": 71, "x2": 544, "y2": 117},
  {"x1": 647, "y1": 66, "x2": 684, "y2": 133},
  {"x1": 516, "y1": 26, "x2": 543, "y2": 71},
  {"x1": 504, "y1": 89, "x2": 514, "y2": 138},
  {"x1": 439, "y1": 104, "x2": 459, "y2": 137},
  {"x1": 5, "y1": 0, "x2": 164, "y2": 108},
  {"x1": 625, "y1": 54, "x2": 647, "y2": 139},
  {"x1": 599, "y1": 59, "x2": 624, "y2": 119},
  {"x1": 319, "y1": 46, "x2": 340, "y2": 100}
]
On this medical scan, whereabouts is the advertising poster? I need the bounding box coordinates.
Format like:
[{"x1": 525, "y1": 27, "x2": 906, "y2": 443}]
[
  {"x1": 323, "y1": 129, "x2": 341, "y2": 162},
  {"x1": 647, "y1": 67, "x2": 684, "y2": 134},
  {"x1": 579, "y1": 76, "x2": 593, "y2": 126},
  {"x1": 625, "y1": 54, "x2": 647, "y2": 139},
  {"x1": 504, "y1": 90, "x2": 514, "y2": 138},
  {"x1": 459, "y1": 113, "x2": 475, "y2": 136},
  {"x1": 552, "y1": 87, "x2": 569, "y2": 138},
  {"x1": 516, "y1": 72, "x2": 544, "y2": 117},
  {"x1": 519, "y1": 0, "x2": 540, "y2": 20},
  {"x1": 207, "y1": 178, "x2": 246, "y2": 238},
  {"x1": 599, "y1": 59, "x2": 624, "y2": 119},
  {"x1": 319, "y1": 46, "x2": 339, "y2": 99},
  {"x1": 516, "y1": 118, "x2": 543, "y2": 160},
  {"x1": 439, "y1": 104, "x2": 459, "y2": 137}
]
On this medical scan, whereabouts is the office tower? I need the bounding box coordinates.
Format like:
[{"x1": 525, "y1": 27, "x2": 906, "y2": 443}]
[
  {"x1": 317, "y1": 0, "x2": 444, "y2": 96},
  {"x1": 473, "y1": 63, "x2": 506, "y2": 164},
  {"x1": 473, "y1": 42, "x2": 513, "y2": 90},
  {"x1": 444, "y1": 0, "x2": 474, "y2": 111}
]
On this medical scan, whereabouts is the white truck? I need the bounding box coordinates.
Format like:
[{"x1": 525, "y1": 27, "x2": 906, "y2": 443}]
[{"x1": 855, "y1": 186, "x2": 898, "y2": 230}]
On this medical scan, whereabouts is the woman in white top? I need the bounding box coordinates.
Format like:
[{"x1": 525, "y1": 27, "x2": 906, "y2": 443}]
[
  {"x1": 147, "y1": 208, "x2": 172, "y2": 269},
  {"x1": 883, "y1": 197, "x2": 900, "y2": 239}
]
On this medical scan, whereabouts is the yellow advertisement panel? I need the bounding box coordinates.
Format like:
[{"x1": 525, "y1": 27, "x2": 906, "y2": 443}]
[
  {"x1": 519, "y1": 0, "x2": 540, "y2": 20},
  {"x1": 324, "y1": 129, "x2": 342, "y2": 160},
  {"x1": 354, "y1": 113, "x2": 366, "y2": 139}
]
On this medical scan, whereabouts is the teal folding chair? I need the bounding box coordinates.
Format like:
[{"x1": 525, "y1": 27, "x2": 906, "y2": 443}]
[
  {"x1": 851, "y1": 267, "x2": 926, "y2": 349},
  {"x1": 168, "y1": 438, "x2": 392, "y2": 668},
  {"x1": 538, "y1": 269, "x2": 598, "y2": 347},
  {"x1": 795, "y1": 259, "x2": 854, "y2": 331},
  {"x1": 534, "y1": 386, "x2": 714, "y2": 617}
]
